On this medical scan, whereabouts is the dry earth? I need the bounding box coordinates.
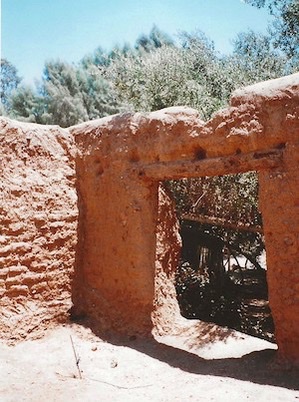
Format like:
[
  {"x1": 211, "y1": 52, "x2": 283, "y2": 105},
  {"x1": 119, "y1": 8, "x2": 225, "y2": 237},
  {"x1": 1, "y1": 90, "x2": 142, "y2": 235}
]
[{"x1": 0, "y1": 319, "x2": 298, "y2": 402}]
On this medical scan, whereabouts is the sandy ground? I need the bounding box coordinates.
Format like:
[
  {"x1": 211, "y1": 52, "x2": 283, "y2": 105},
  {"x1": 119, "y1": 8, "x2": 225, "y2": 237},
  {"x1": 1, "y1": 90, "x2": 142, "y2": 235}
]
[{"x1": 0, "y1": 319, "x2": 298, "y2": 402}]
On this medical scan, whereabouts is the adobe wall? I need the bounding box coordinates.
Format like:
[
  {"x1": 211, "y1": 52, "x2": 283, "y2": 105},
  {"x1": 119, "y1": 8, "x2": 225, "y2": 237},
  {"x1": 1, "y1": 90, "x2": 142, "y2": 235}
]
[
  {"x1": 0, "y1": 73, "x2": 298, "y2": 366},
  {"x1": 0, "y1": 118, "x2": 77, "y2": 341},
  {"x1": 151, "y1": 185, "x2": 182, "y2": 335},
  {"x1": 259, "y1": 145, "x2": 299, "y2": 363},
  {"x1": 234, "y1": 76, "x2": 299, "y2": 364},
  {"x1": 71, "y1": 73, "x2": 299, "y2": 365}
]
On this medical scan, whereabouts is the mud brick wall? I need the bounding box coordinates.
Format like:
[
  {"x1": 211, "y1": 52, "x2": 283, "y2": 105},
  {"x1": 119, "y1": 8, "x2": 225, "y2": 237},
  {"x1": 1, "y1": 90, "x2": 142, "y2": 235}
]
[
  {"x1": 152, "y1": 185, "x2": 182, "y2": 335},
  {"x1": 259, "y1": 141, "x2": 299, "y2": 364},
  {"x1": 0, "y1": 73, "x2": 298, "y2": 368},
  {"x1": 0, "y1": 118, "x2": 77, "y2": 341},
  {"x1": 71, "y1": 73, "x2": 299, "y2": 366}
]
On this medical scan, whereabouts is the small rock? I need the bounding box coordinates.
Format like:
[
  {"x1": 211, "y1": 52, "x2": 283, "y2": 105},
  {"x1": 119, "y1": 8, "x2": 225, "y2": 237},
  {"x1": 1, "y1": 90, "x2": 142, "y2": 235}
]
[{"x1": 110, "y1": 359, "x2": 118, "y2": 368}]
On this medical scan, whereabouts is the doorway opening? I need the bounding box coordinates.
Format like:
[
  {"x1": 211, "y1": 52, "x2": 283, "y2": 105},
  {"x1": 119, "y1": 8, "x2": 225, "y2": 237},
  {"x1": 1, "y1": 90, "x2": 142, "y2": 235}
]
[{"x1": 164, "y1": 172, "x2": 275, "y2": 342}]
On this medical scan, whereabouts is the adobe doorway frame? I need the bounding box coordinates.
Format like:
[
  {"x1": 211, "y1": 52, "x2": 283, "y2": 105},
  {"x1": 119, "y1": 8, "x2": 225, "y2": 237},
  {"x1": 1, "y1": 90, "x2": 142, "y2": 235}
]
[{"x1": 71, "y1": 73, "x2": 299, "y2": 365}]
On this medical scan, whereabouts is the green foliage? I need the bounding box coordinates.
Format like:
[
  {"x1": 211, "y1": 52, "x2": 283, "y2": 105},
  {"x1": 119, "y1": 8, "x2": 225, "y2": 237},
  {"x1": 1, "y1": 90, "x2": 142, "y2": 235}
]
[
  {"x1": 42, "y1": 60, "x2": 89, "y2": 127},
  {"x1": 103, "y1": 44, "x2": 204, "y2": 113},
  {"x1": 9, "y1": 85, "x2": 47, "y2": 124},
  {"x1": 77, "y1": 64, "x2": 121, "y2": 120},
  {"x1": 8, "y1": 60, "x2": 122, "y2": 127},
  {"x1": 167, "y1": 173, "x2": 260, "y2": 225},
  {"x1": 245, "y1": 0, "x2": 299, "y2": 61},
  {"x1": 228, "y1": 30, "x2": 289, "y2": 84},
  {"x1": 166, "y1": 172, "x2": 263, "y2": 260},
  {"x1": 103, "y1": 31, "x2": 238, "y2": 119},
  {"x1": 271, "y1": 0, "x2": 299, "y2": 59},
  {"x1": 0, "y1": 59, "x2": 21, "y2": 113},
  {"x1": 135, "y1": 25, "x2": 174, "y2": 53},
  {"x1": 80, "y1": 47, "x2": 109, "y2": 69}
]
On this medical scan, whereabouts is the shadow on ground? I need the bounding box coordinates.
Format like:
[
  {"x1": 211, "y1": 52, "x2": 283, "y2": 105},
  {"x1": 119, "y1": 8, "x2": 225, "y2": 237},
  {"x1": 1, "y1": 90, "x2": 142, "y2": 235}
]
[{"x1": 75, "y1": 318, "x2": 299, "y2": 391}]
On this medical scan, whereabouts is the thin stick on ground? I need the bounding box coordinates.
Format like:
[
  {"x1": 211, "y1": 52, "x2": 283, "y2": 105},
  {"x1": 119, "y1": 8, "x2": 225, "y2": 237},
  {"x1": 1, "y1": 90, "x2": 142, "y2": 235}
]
[{"x1": 70, "y1": 335, "x2": 82, "y2": 379}]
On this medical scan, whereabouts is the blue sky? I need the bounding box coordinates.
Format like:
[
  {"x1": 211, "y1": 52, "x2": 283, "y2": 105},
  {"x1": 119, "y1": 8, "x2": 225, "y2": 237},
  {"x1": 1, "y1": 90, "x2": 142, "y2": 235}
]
[{"x1": 1, "y1": 0, "x2": 272, "y2": 84}]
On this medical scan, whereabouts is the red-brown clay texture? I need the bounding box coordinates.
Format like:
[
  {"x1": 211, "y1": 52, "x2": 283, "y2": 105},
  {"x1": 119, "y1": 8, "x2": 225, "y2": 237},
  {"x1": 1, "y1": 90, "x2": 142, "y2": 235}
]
[
  {"x1": 70, "y1": 73, "x2": 299, "y2": 364},
  {"x1": 1, "y1": 73, "x2": 298, "y2": 366},
  {"x1": 0, "y1": 119, "x2": 77, "y2": 342},
  {"x1": 152, "y1": 185, "x2": 182, "y2": 335}
]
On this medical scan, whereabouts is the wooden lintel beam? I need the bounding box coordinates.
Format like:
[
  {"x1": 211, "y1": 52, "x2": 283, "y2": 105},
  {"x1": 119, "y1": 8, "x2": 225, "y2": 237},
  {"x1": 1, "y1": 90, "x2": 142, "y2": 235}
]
[
  {"x1": 182, "y1": 214, "x2": 263, "y2": 234},
  {"x1": 133, "y1": 148, "x2": 283, "y2": 180}
]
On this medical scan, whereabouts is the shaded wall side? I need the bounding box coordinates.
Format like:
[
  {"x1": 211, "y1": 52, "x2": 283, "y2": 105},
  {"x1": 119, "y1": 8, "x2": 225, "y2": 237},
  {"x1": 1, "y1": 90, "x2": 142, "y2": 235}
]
[
  {"x1": 259, "y1": 141, "x2": 299, "y2": 365},
  {"x1": 152, "y1": 185, "x2": 182, "y2": 335},
  {"x1": 0, "y1": 119, "x2": 77, "y2": 341},
  {"x1": 72, "y1": 152, "x2": 158, "y2": 336}
]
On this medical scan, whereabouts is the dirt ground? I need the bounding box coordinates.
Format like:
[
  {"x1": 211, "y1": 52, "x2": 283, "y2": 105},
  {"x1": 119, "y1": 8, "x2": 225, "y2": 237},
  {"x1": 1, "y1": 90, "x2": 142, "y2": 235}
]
[{"x1": 0, "y1": 318, "x2": 298, "y2": 402}]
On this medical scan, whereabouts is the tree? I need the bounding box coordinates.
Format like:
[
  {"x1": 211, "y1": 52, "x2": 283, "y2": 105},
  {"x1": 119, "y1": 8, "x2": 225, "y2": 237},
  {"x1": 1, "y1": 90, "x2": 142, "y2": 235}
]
[
  {"x1": 40, "y1": 60, "x2": 122, "y2": 127},
  {"x1": 166, "y1": 172, "x2": 263, "y2": 261},
  {"x1": 224, "y1": 30, "x2": 288, "y2": 87},
  {"x1": 104, "y1": 31, "x2": 235, "y2": 118},
  {"x1": 6, "y1": 58, "x2": 123, "y2": 127},
  {"x1": 9, "y1": 85, "x2": 47, "y2": 124},
  {"x1": 80, "y1": 46, "x2": 109, "y2": 69},
  {"x1": 41, "y1": 60, "x2": 88, "y2": 127},
  {"x1": 0, "y1": 59, "x2": 21, "y2": 113},
  {"x1": 245, "y1": 0, "x2": 299, "y2": 60},
  {"x1": 77, "y1": 63, "x2": 123, "y2": 120},
  {"x1": 135, "y1": 25, "x2": 174, "y2": 53}
]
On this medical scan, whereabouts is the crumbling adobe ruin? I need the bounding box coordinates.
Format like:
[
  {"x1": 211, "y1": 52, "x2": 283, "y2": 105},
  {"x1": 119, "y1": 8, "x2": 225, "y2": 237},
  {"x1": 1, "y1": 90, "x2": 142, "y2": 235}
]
[
  {"x1": 0, "y1": 73, "x2": 298, "y2": 365},
  {"x1": 0, "y1": 121, "x2": 77, "y2": 339}
]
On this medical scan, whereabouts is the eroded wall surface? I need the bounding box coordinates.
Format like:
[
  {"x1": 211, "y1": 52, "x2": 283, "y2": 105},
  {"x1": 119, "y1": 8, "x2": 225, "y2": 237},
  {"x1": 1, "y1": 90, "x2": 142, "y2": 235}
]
[
  {"x1": 0, "y1": 118, "x2": 77, "y2": 341},
  {"x1": 259, "y1": 143, "x2": 299, "y2": 363},
  {"x1": 235, "y1": 75, "x2": 299, "y2": 365},
  {"x1": 71, "y1": 73, "x2": 299, "y2": 365},
  {"x1": 0, "y1": 73, "x2": 298, "y2": 366},
  {"x1": 152, "y1": 185, "x2": 182, "y2": 335}
]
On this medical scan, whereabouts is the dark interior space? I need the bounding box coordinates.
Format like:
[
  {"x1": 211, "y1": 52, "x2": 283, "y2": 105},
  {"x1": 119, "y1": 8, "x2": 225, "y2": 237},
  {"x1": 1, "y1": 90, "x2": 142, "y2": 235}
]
[{"x1": 175, "y1": 219, "x2": 274, "y2": 342}]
